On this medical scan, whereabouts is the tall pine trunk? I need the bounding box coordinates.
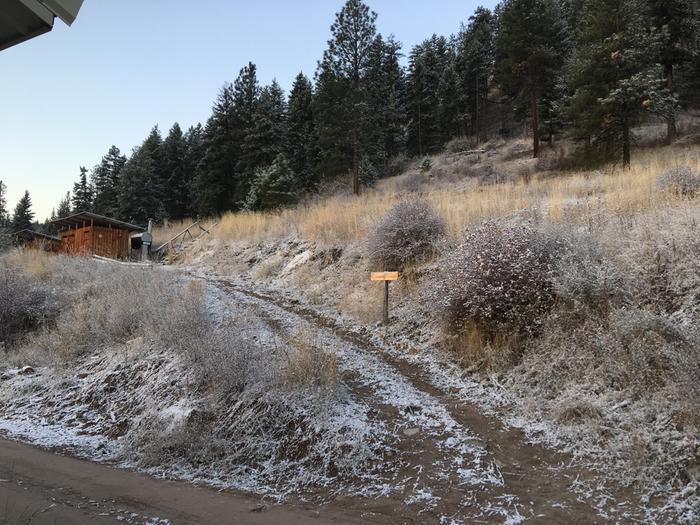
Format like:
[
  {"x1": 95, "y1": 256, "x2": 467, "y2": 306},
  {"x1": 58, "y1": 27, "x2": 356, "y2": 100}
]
[
  {"x1": 352, "y1": 128, "x2": 359, "y2": 196},
  {"x1": 665, "y1": 63, "x2": 677, "y2": 144},
  {"x1": 622, "y1": 121, "x2": 631, "y2": 170},
  {"x1": 531, "y1": 92, "x2": 540, "y2": 159},
  {"x1": 417, "y1": 102, "x2": 423, "y2": 157},
  {"x1": 474, "y1": 77, "x2": 480, "y2": 143}
]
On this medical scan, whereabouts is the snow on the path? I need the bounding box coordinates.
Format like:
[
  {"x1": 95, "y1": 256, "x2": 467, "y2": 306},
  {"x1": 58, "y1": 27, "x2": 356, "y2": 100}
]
[{"x1": 206, "y1": 277, "x2": 530, "y2": 523}]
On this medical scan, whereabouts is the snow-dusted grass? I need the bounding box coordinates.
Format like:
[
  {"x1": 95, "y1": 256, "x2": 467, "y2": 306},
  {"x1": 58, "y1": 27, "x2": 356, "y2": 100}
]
[
  {"x1": 0, "y1": 254, "x2": 393, "y2": 501},
  {"x1": 182, "y1": 144, "x2": 700, "y2": 522}
]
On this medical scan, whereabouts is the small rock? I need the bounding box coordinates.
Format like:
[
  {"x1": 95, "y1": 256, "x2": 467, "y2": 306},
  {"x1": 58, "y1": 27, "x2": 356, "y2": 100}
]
[
  {"x1": 19, "y1": 366, "x2": 35, "y2": 375},
  {"x1": 77, "y1": 372, "x2": 90, "y2": 379},
  {"x1": 403, "y1": 427, "x2": 420, "y2": 437}
]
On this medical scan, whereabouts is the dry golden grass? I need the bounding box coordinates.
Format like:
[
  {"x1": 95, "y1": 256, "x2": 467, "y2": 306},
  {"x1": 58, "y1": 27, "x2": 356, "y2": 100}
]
[
  {"x1": 3, "y1": 249, "x2": 56, "y2": 280},
  {"x1": 285, "y1": 327, "x2": 339, "y2": 390},
  {"x1": 212, "y1": 146, "x2": 700, "y2": 245}
]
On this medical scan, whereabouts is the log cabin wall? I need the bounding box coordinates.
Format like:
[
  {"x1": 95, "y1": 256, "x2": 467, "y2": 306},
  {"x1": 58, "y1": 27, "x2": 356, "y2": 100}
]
[{"x1": 59, "y1": 225, "x2": 130, "y2": 259}]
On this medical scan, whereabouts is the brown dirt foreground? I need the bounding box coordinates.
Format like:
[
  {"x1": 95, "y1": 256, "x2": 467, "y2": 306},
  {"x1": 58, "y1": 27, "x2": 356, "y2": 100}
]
[{"x1": 0, "y1": 438, "x2": 372, "y2": 525}]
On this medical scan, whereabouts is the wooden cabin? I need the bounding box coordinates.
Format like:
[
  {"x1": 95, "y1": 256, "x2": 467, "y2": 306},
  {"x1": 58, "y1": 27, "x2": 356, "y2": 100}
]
[
  {"x1": 50, "y1": 212, "x2": 144, "y2": 260},
  {"x1": 12, "y1": 229, "x2": 61, "y2": 252}
]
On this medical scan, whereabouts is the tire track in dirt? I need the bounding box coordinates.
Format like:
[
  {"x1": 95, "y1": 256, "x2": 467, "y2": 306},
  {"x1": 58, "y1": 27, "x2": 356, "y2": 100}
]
[{"x1": 206, "y1": 274, "x2": 645, "y2": 524}]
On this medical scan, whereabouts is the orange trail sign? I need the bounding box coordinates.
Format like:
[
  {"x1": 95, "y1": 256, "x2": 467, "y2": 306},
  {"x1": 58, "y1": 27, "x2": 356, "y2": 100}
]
[
  {"x1": 370, "y1": 271, "x2": 399, "y2": 282},
  {"x1": 371, "y1": 272, "x2": 399, "y2": 324}
]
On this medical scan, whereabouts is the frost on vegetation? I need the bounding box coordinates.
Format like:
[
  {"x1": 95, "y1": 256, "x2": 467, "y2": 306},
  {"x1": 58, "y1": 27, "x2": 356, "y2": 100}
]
[
  {"x1": 365, "y1": 200, "x2": 446, "y2": 271},
  {"x1": 499, "y1": 220, "x2": 700, "y2": 521},
  {"x1": 0, "y1": 265, "x2": 51, "y2": 348},
  {"x1": 656, "y1": 166, "x2": 700, "y2": 197},
  {"x1": 0, "y1": 258, "x2": 388, "y2": 498},
  {"x1": 429, "y1": 220, "x2": 568, "y2": 359}
]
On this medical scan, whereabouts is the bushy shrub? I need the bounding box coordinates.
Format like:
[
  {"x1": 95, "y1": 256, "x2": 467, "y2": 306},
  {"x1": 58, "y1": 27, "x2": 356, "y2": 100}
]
[
  {"x1": 419, "y1": 157, "x2": 432, "y2": 173},
  {"x1": 366, "y1": 200, "x2": 446, "y2": 270},
  {"x1": 656, "y1": 166, "x2": 700, "y2": 197},
  {"x1": 0, "y1": 267, "x2": 49, "y2": 347},
  {"x1": 433, "y1": 221, "x2": 568, "y2": 339}
]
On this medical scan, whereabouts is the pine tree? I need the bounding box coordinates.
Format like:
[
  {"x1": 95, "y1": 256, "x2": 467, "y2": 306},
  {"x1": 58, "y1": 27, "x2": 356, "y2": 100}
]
[
  {"x1": 195, "y1": 84, "x2": 238, "y2": 216},
  {"x1": 141, "y1": 126, "x2": 166, "y2": 218},
  {"x1": 313, "y1": 61, "x2": 354, "y2": 182},
  {"x1": 438, "y1": 61, "x2": 462, "y2": 143},
  {"x1": 406, "y1": 35, "x2": 451, "y2": 156},
  {"x1": 0, "y1": 180, "x2": 8, "y2": 227},
  {"x1": 317, "y1": 0, "x2": 378, "y2": 195},
  {"x1": 456, "y1": 7, "x2": 496, "y2": 140},
  {"x1": 648, "y1": 0, "x2": 696, "y2": 142},
  {"x1": 71, "y1": 166, "x2": 94, "y2": 212},
  {"x1": 286, "y1": 73, "x2": 316, "y2": 191},
  {"x1": 365, "y1": 35, "x2": 406, "y2": 173},
  {"x1": 56, "y1": 191, "x2": 72, "y2": 218},
  {"x1": 232, "y1": 62, "x2": 261, "y2": 207},
  {"x1": 117, "y1": 143, "x2": 162, "y2": 225},
  {"x1": 92, "y1": 146, "x2": 126, "y2": 217},
  {"x1": 183, "y1": 124, "x2": 205, "y2": 217},
  {"x1": 162, "y1": 123, "x2": 190, "y2": 220},
  {"x1": 495, "y1": 0, "x2": 567, "y2": 158},
  {"x1": 11, "y1": 190, "x2": 34, "y2": 232},
  {"x1": 245, "y1": 80, "x2": 286, "y2": 172},
  {"x1": 568, "y1": 0, "x2": 677, "y2": 168}
]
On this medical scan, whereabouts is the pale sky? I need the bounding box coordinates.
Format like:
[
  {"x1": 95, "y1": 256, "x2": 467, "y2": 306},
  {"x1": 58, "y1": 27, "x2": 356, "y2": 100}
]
[{"x1": 0, "y1": 0, "x2": 497, "y2": 221}]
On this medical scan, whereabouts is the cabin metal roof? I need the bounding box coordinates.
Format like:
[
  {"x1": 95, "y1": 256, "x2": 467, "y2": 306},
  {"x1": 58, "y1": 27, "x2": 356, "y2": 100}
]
[{"x1": 50, "y1": 212, "x2": 145, "y2": 232}]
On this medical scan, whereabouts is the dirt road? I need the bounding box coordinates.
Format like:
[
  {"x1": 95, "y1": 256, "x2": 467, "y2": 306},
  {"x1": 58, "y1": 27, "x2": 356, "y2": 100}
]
[
  {"x1": 205, "y1": 276, "x2": 643, "y2": 524},
  {"x1": 0, "y1": 438, "x2": 370, "y2": 525}
]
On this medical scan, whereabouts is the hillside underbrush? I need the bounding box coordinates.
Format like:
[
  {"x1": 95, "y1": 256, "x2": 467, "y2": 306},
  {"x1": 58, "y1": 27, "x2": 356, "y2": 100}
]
[
  {"x1": 0, "y1": 251, "x2": 381, "y2": 495},
  {"x1": 185, "y1": 142, "x2": 700, "y2": 517}
]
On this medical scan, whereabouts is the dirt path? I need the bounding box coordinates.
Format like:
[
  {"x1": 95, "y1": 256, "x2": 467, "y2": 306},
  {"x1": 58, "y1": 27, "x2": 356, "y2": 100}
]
[
  {"x1": 0, "y1": 269, "x2": 645, "y2": 524},
  {"x1": 205, "y1": 275, "x2": 644, "y2": 524},
  {"x1": 0, "y1": 438, "x2": 370, "y2": 525}
]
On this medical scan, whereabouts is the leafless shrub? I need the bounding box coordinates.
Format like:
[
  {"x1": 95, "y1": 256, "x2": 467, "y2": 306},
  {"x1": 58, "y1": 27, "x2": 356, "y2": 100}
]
[
  {"x1": 471, "y1": 164, "x2": 510, "y2": 184},
  {"x1": 535, "y1": 144, "x2": 570, "y2": 172},
  {"x1": 0, "y1": 266, "x2": 51, "y2": 347},
  {"x1": 524, "y1": 306, "x2": 691, "y2": 400},
  {"x1": 445, "y1": 136, "x2": 477, "y2": 154},
  {"x1": 366, "y1": 200, "x2": 446, "y2": 271},
  {"x1": 184, "y1": 316, "x2": 271, "y2": 394},
  {"x1": 554, "y1": 233, "x2": 635, "y2": 319},
  {"x1": 387, "y1": 153, "x2": 411, "y2": 177},
  {"x1": 432, "y1": 221, "x2": 568, "y2": 342},
  {"x1": 656, "y1": 166, "x2": 700, "y2": 197},
  {"x1": 395, "y1": 171, "x2": 428, "y2": 193}
]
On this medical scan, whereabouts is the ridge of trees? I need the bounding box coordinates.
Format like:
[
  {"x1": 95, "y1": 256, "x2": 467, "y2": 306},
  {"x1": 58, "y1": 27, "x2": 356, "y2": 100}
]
[{"x1": 13, "y1": 0, "x2": 698, "y2": 227}]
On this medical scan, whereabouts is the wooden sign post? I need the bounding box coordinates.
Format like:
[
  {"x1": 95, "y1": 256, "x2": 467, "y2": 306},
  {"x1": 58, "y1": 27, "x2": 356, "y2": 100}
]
[{"x1": 370, "y1": 272, "x2": 399, "y2": 325}]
